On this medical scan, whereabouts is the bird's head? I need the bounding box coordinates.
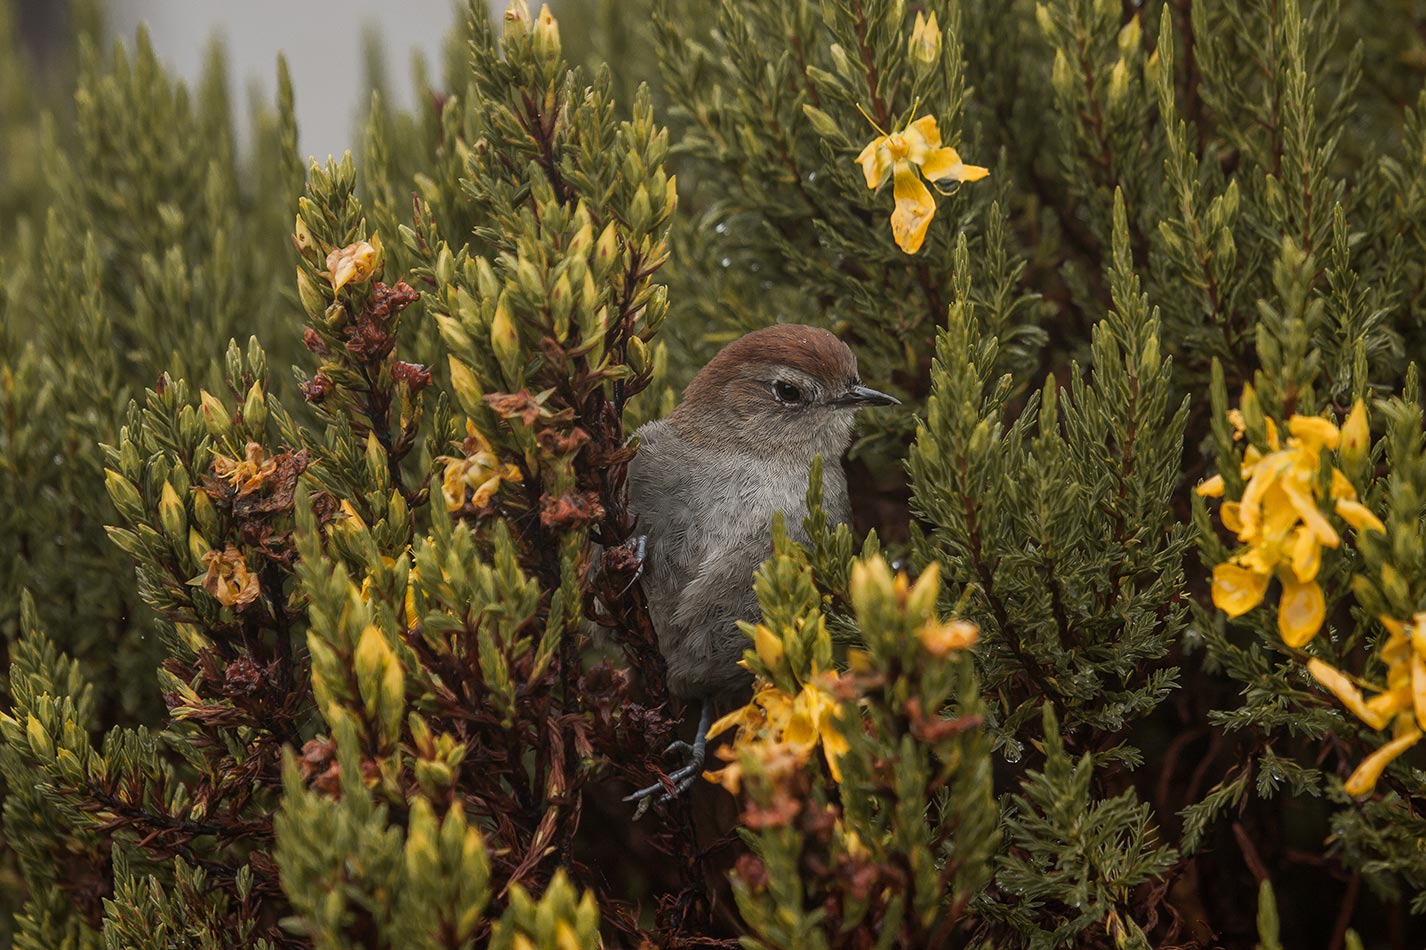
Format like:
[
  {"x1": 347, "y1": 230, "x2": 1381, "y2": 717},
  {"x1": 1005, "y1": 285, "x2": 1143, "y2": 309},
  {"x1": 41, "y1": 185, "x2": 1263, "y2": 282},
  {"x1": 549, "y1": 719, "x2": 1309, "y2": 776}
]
[{"x1": 668, "y1": 324, "x2": 899, "y2": 458}]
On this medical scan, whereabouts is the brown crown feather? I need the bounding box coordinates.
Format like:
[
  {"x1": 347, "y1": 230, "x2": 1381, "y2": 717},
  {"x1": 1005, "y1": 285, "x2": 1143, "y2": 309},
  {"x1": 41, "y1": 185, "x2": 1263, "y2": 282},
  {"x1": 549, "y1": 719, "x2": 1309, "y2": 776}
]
[{"x1": 680, "y1": 324, "x2": 859, "y2": 405}]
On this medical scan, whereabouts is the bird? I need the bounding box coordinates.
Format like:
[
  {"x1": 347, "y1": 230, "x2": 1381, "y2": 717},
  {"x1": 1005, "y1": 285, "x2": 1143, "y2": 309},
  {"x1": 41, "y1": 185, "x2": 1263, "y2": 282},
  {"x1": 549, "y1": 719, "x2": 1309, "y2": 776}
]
[{"x1": 622, "y1": 324, "x2": 899, "y2": 812}]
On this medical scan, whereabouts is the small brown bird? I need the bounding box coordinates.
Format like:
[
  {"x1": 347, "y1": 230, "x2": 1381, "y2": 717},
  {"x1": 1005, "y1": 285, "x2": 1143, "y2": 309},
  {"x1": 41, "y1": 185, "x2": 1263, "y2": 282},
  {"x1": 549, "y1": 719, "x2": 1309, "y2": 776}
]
[{"x1": 623, "y1": 324, "x2": 898, "y2": 809}]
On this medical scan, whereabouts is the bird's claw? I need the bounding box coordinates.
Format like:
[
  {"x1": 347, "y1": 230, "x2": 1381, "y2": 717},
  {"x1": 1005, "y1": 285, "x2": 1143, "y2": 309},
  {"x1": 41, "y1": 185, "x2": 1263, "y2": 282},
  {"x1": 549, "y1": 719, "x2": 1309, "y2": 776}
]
[
  {"x1": 623, "y1": 744, "x2": 706, "y2": 819},
  {"x1": 624, "y1": 701, "x2": 713, "y2": 819}
]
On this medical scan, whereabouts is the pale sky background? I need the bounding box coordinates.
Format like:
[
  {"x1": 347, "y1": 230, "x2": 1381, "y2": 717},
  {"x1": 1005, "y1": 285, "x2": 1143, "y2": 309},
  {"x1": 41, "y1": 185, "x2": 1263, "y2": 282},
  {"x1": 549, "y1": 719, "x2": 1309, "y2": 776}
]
[{"x1": 109, "y1": 0, "x2": 474, "y2": 162}]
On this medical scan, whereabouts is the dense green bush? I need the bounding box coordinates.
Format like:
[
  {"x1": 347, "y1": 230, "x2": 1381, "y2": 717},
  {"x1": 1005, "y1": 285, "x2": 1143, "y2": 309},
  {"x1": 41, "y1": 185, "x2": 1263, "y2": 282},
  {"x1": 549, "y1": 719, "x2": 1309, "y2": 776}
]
[{"x1": 4, "y1": 0, "x2": 1426, "y2": 946}]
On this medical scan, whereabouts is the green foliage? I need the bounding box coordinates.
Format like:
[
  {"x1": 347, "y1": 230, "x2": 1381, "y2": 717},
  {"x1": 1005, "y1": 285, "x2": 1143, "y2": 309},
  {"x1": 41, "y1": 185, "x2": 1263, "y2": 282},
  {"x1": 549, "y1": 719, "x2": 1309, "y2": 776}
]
[
  {"x1": 909, "y1": 194, "x2": 1188, "y2": 765},
  {"x1": 982, "y1": 705, "x2": 1176, "y2": 948}
]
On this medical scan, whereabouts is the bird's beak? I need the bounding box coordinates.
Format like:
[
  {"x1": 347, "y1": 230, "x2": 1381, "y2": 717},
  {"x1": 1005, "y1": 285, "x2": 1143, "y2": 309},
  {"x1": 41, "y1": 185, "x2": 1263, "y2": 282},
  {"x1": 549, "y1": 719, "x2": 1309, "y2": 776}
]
[{"x1": 835, "y1": 384, "x2": 900, "y2": 408}]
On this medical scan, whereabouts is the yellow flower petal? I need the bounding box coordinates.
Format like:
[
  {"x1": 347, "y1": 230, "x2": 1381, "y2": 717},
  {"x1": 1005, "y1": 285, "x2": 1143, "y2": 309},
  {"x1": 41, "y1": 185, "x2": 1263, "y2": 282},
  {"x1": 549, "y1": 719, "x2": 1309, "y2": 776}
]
[
  {"x1": 920, "y1": 146, "x2": 989, "y2": 184},
  {"x1": 1196, "y1": 474, "x2": 1225, "y2": 498},
  {"x1": 890, "y1": 161, "x2": 935, "y2": 253},
  {"x1": 1281, "y1": 480, "x2": 1340, "y2": 548},
  {"x1": 905, "y1": 114, "x2": 942, "y2": 150},
  {"x1": 1411, "y1": 614, "x2": 1426, "y2": 656},
  {"x1": 1211, "y1": 562, "x2": 1269, "y2": 617},
  {"x1": 706, "y1": 704, "x2": 756, "y2": 741},
  {"x1": 1335, "y1": 498, "x2": 1385, "y2": 534},
  {"x1": 1288, "y1": 414, "x2": 1340, "y2": 451},
  {"x1": 855, "y1": 136, "x2": 891, "y2": 189},
  {"x1": 1329, "y1": 467, "x2": 1357, "y2": 501},
  {"x1": 1221, "y1": 501, "x2": 1244, "y2": 534},
  {"x1": 1344, "y1": 728, "x2": 1421, "y2": 797},
  {"x1": 919, "y1": 147, "x2": 959, "y2": 180},
  {"x1": 1307, "y1": 658, "x2": 1394, "y2": 730},
  {"x1": 784, "y1": 689, "x2": 821, "y2": 753},
  {"x1": 1277, "y1": 575, "x2": 1325, "y2": 647},
  {"x1": 1289, "y1": 527, "x2": 1321, "y2": 583},
  {"x1": 1413, "y1": 653, "x2": 1426, "y2": 731},
  {"x1": 920, "y1": 618, "x2": 979, "y2": 656},
  {"x1": 1366, "y1": 688, "x2": 1409, "y2": 724},
  {"x1": 1238, "y1": 454, "x2": 1289, "y2": 536}
]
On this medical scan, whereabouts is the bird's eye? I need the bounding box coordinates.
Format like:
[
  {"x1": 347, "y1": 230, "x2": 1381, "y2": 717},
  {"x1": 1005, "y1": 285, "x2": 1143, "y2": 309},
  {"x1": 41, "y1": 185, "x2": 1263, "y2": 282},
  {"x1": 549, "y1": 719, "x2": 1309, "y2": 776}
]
[{"x1": 772, "y1": 381, "x2": 803, "y2": 404}]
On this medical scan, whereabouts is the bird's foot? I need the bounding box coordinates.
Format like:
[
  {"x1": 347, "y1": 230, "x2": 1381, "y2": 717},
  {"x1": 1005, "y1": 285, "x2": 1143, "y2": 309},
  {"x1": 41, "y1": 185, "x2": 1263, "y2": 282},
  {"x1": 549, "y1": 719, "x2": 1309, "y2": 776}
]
[
  {"x1": 603, "y1": 534, "x2": 648, "y2": 596},
  {"x1": 625, "y1": 703, "x2": 712, "y2": 819}
]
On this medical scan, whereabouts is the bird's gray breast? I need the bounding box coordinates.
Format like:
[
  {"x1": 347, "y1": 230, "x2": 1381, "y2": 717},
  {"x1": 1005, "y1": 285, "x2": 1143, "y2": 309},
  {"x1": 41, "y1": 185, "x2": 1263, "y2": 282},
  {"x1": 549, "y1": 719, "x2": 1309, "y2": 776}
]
[{"x1": 626, "y1": 419, "x2": 850, "y2": 698}]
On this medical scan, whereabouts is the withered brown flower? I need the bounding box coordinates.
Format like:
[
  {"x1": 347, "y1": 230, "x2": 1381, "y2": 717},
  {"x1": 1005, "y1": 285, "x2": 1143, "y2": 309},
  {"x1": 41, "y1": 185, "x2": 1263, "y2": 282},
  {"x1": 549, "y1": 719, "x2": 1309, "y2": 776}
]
[
  {"x1": 391, "y1": 361, "x2": 432, "y2": 393},
  {"x1": 211, "y1": 442, "x2": 278, "y2": 497},
  {"x1": 539, "y1": 491, "x2": 606, "y2": 530},
  {"x1": 326, "y1": 239, "x2": 378, "y2": 292},
  {"x1": 199, "y1": 545, "x2": 262, "y2": 608},
  {"x1": 300, "y1": 373, "x2": 334, "y2": 404},
  {"x1": 484, "y1": 389, "x2": 544, "y2": 426}
]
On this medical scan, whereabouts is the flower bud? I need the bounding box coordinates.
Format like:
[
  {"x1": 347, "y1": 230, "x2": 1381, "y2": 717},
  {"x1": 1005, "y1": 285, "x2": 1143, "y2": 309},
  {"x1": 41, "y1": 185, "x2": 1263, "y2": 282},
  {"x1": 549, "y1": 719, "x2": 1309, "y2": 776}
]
[
  {"x1": 802, "y1": 104, "x2": 843, "y2": 142},
  {"x1": 104, "y1": 469, "x2": 144, "y2": 523},
  {"x1": 1339, "y1": 399, "x2": 1370, "y2": 470},
  {"x1": 434, "y1": 246, "x2": 455, "y2": 288},
  {"x1": 1034, "y1": 3, "x2": 1054, "y2": 37},
  {"x1": 191, "y1": 488, "x2": 219, "y2": 537},
  {"x1": 968, "y1": 419, "x2": 992, "y2": 456},
  {"x1": 296, "y1": 266, "x2": 327, "y2": 318},
  {"x1": 594, "y1": 222, "x2": 620, "y2": 279},
  {"x1": 628, "y1": 185, "x2": 652, "y2": 235},
  {"x1": 27, "y1": 715, "x2": 54, "y2": 762},
  {"x1": 1051, "y1": 49, "x2": 1075, "y2": 100},
  {"x1": 199, "y1": 390, "x2": 232, "y2": 438},
  {"x1": 549, "y1": 272, "x2": 573, "y2": 340},
  {"x1": 503, "y1": 0, "x2": 530, "y2": 44},
  {"x1": 1107, "y1": 59, "x2": 1130, "y2": 110},
  {"x1": 241, "y1": 380, "x2": 267, "y2": 433},
  {"x1": 491, "y1": 293, "x2": 521, "y2": 387},
  {"x1": 447, "y1": 356, "x2": 485, "y2": 415},
  {"x1": 908, "y1": 11, "x2": 941, "y2": 68},
  {"x1": 188, "y1": 528, "x2": 212, "y2": 569},
  {"x1": 906, "y1": 562, "x2": 941, "y2": 619},
  {"x1": 568, "y1": 210, "x2": 594, "y2": 257},
  {"x1": 293, "y1": 214, "x2": 317, "y2": 255},
  {"x1": 1117, "y1": 15, "x2": 1142, "y2": 59},
  {"x1": 753, "y1": 624, "x2": 785, "y2": 671},
  {"x1": 534, "y1": 4, "x2": 561, "y2": 61},
  {"x1": 158, "y1": 481, "x2": 187, "y2": 546},
  {"x1": 626, "y1": 335, "x2": 650, "y2": 377}
]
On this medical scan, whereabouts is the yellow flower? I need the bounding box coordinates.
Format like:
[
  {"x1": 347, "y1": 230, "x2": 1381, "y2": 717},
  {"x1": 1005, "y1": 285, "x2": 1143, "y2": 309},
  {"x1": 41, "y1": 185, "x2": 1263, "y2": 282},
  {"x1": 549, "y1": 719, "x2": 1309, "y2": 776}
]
[
  {"x1": 918, "y1": 618, "x2": 980, "y2": 657},
  {"x1": 704, "y1": 678, "x2": 849, "y2": 789},
  {"x1": 199, "y1": 545, "x2": 261, "y2": 608},
  {"x1": 439, "y1": 422, "x2": 522, "y2": 512},
  {"x1": 855, "y1": 114, "x2": 988, "y2": 254},
  {"x1": 326, "y1": 239, "x2": 378, "y2": 292},
  {"x1": 1202, "y1": 398, "x2": 1383, "y2": 648},
  {"x1": 211, "y1": 441, "x2": 278, "y2": 497},
  {"x1": 785, "y1": 682, "x2": 849, "y2": 781},
  {"x1": 1307, "y1": 613, "x2": 1426, "y2": 796}
]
